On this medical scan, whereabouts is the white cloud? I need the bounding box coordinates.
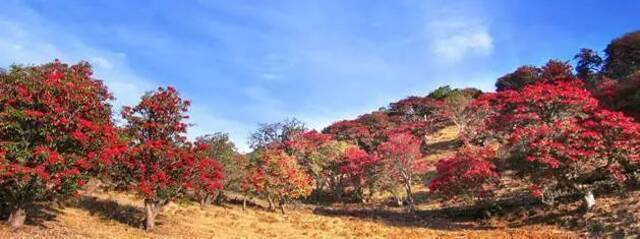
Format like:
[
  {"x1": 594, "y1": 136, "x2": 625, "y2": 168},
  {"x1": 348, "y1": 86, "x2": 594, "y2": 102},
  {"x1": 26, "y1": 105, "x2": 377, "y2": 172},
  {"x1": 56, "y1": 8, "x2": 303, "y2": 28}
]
[
  {"x1": 91, "y1": 57, "x2": 114, "y2": 70},
  {"x1": 428, "y1": 19, "x2": 494, "y2": 63}
]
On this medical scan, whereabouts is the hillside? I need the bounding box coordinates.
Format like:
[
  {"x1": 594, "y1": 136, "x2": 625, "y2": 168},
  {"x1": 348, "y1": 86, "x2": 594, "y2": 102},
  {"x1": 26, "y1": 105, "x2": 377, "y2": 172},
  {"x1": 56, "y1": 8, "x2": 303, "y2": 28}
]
[{"x1": 0, "y1": 126, "x2": 579, "y2": 239}]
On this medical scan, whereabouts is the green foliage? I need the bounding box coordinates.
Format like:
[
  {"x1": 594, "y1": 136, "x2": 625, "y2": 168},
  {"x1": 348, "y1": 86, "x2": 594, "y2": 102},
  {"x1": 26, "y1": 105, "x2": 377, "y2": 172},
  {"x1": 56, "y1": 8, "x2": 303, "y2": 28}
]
[
  {"x1": 196, "y1": 133, "x2": 246, "y2": 192},
  {"x1": 428, "y1": 85, "x2": 453, "y2": 100},
  {"x1": 574, "y1": 48, "x2": 603, "y2": 83}
]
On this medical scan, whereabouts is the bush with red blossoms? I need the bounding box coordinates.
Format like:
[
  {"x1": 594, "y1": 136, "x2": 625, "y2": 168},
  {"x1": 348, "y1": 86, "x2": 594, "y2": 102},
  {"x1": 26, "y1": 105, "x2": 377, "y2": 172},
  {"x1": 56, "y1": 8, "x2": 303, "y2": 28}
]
[
  {"x1": 182, "y1": 142, "x2": 224, "y2": 207},
  {"x1": 0, "y1": 60, "x2": 118, "y2": 228},
  {"x1": 120, "y1": 86, "x2": 193, "y2": 230},
  {"x1": 479, "y1": 80, "x2": 640, "y2": 208},
  {"x1": 338, "y1": 147, "x2": 381, "y2": 202},
  {"x1": 376, "y1": 132, "x2": 424, "y2": 212},
  {"x1": 428, "y1": 146, "x2": 500, "y2": 202}
]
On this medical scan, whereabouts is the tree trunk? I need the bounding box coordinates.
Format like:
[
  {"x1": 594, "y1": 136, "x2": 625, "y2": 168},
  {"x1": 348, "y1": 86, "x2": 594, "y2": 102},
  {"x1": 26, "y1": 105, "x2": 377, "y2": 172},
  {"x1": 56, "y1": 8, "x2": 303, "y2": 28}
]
[
  {"x1": 144, "y1": 200, "x2": 160, "y2": 230},
  {"x1": 214, "y1": 191, "x2": 224, "y2": 205},
  {"x1": 583, "y1": 190, "x2": 596, "y2": 211},
  {"x1": 571, "y1": 183, "x2": 596, "y2": 212},
  {"x1": 242, "y1": 196, "x2": 247, "y2": 212},
  {"x1": 199, "y1": 194, "x2": 211, "y2": 208},
  {"x1": 267, "y1": 195, "x2": 275, "y2": 211},
  {"x1": 313, "y1": 179, "x2": 324, "y2": 203},
  {"x1": 279, "y1": 200, "x2": 286, "y2": 215},
  {"x1": 7, "y1": 206, "x2": 26, "y2": 229},
  {"x1": 405, "y1": 182, "x2": 416, "y2": 213},
  {"x1": 391, "y1": 193, "x2": 403, "y2": 207}
]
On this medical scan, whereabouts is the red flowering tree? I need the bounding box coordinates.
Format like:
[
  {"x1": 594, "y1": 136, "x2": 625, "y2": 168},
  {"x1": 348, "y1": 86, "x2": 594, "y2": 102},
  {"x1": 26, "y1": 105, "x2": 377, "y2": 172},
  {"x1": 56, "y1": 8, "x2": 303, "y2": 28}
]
[
  {"x1": 196, "y1": 133, "x2": 246, "y2": 203},
  {"x1": 121, "y1": 86, "x2": 192, "y2": 230},
  {"x1": 481, "y1": 81, "x2": 598, "y2": 137},
  {"x1": 182, "y1": 142, "x2": 224, "y2": 207},
  {"x1": 324, "y1": 96, "x2": 449, "y2": 154},
  {"x1": 376, "y1": 133, "x2": 424, "y2": 212},
  {"x1": 243, "y1": 149, "x2": 312, "y2": 214},
  {"x1": 482, "y1": 81, "x2": 640, "y2": 209},
  {"x1": 428, "y1": 146, "x2": 500, "y2": 203},
  {"x1": 339, "y1": 147, "x2": 381, "y2": 202},
  {"x1": 0, "y1": 60, "x2": 118, "y2": 228},
  {"x1": 323, "y1": 119, "x2": 375, "y2": 150}
]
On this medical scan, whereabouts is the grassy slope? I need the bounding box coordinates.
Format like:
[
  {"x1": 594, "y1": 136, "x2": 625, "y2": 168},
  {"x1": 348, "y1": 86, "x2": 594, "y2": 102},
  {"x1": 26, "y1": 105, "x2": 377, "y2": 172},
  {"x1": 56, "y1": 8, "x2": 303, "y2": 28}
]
[
  {"x1": 0, "y1": 126, "x2": 579, "y2": 238},
  {"x1": 0, "y1": 190, "x2": 574, "y2": 239}
]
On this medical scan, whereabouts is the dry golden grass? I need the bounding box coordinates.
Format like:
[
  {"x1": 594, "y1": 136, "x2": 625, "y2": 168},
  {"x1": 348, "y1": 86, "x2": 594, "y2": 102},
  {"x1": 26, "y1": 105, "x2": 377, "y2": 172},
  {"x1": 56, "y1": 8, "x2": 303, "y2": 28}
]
[
  {"x1": 0, "y1": 190, "x2": 575, "y2": 239},
  {"x1": 423, "y1": 126, "x2": 459, "y2": 162}
]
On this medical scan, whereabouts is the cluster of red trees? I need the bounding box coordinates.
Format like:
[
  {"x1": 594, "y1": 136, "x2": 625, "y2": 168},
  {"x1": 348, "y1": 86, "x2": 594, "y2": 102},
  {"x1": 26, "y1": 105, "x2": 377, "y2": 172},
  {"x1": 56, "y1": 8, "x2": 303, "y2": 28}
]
[
  {"x1": 276, "y1": 31, "x2": 640, "y2": 214},
  {"x1": 427, "y1": 31, "x2": 640, "y2": 210},
  {"x1": 0, "y1": 62, "x2": 225, "y2": 230}
]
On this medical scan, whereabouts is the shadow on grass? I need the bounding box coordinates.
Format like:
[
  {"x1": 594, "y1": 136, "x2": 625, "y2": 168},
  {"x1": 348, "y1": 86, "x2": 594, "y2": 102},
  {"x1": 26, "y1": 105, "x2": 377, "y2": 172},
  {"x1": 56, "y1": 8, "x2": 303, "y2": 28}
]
[
  {"x1": 0, "y1": 202, "x2": 63, "y2": 228},
  {"x1": 425, "y1": 138, "x2": 461, "y2": 154},
  {"x1": 224, "y1": 195, "x2": 268, "y2": 211},
  {"x1": 73, "y1": 195, "x2": 144, "y2": 228},
  {"x1": 313, "y1": 194, "x2": 586, "y2": 232}
]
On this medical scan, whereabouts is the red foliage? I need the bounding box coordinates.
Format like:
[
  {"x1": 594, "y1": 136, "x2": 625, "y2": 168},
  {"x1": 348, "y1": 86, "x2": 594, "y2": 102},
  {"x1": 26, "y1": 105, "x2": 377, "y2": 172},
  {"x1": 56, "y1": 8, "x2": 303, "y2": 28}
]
[
  {"x1": 0, "y1": 60, "x2": 118, "y2": 219},
  {"x1": 479, "y1": 80, "x2": 598, "y2": 135},
  {"x1": 339, "y1": 147, "x2": 380, "y2": 198},
  {"x1": 323, "y1": 120, "x2": 374, "y2": 149},
  {"x1": 479, "y1": 80, "x2": 640, "y2": 196},
  {"x1": 376, "y1": 133, "x2": 424, "y2": 210},
  {"x1": 285, "y1": 130, "x2": 332, "y2": 153},
  {"x1": 376, "y1": 133, "x2": 425, "y2": 181},
  {"x1": 181, "y1": 142, "x2": 224, "y2": 203},
  {"x1": 121, "y1": 86, "x2": 193, "y2": 202},
  {"x1": 324, "y1": 96, "x2": 449, "y2": 153},
  {"x1": 428, "y1": 146, "x2": 500, "y2": 199}
]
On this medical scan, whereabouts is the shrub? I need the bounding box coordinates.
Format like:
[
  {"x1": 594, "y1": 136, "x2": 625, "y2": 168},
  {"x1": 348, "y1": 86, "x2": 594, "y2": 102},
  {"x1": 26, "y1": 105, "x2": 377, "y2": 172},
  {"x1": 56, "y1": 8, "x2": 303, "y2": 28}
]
[
  {"x1": 0, "y1": 60, "x2": 118, "y2": 228},
  {"x1": 243, "y1": 149, "x2": 312, "y2": 214},
  {"x1": 183, "y1": 142, "x2": 224, "y2": 207},
  {"x1": 339, "y1": 147, "x2": 381, "y2": 202},
  {"x1": 428, "y1": 146, "x2": 500, "y2": 203},
  {"x1": 376, "y1": 133, "x2": 424, "y2": 212},
  {"x1": 120, "y1": 86, "x2": 193, "y2": 230},
  {"x1": 196, "y1": 133, "x2": 246, "y2": 201},
  {"x1": 483, "y1": 81, "x2": 640, "y2": 209}
]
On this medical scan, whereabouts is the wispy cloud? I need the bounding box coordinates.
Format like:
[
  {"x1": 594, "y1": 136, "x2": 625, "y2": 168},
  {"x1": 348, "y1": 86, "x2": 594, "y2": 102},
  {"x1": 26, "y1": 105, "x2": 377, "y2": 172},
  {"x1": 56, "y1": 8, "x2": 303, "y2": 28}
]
[
  {"x1": 0, "y1": 17, "x2": 151, "y2": 111},
  {"x1": 428, "y1": 17, "x2": 494, "y2": 63},
  {"x1": 0, "y1": 2, "x2": 244, "y2": 145}
]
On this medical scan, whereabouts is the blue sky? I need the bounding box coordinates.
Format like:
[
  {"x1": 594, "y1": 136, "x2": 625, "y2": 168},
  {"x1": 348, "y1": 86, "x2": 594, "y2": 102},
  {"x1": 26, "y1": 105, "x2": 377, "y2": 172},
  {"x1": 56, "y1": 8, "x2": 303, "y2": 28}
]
[{"x1": 1, "y1": 0, "x2": 639, "y2": 152}]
